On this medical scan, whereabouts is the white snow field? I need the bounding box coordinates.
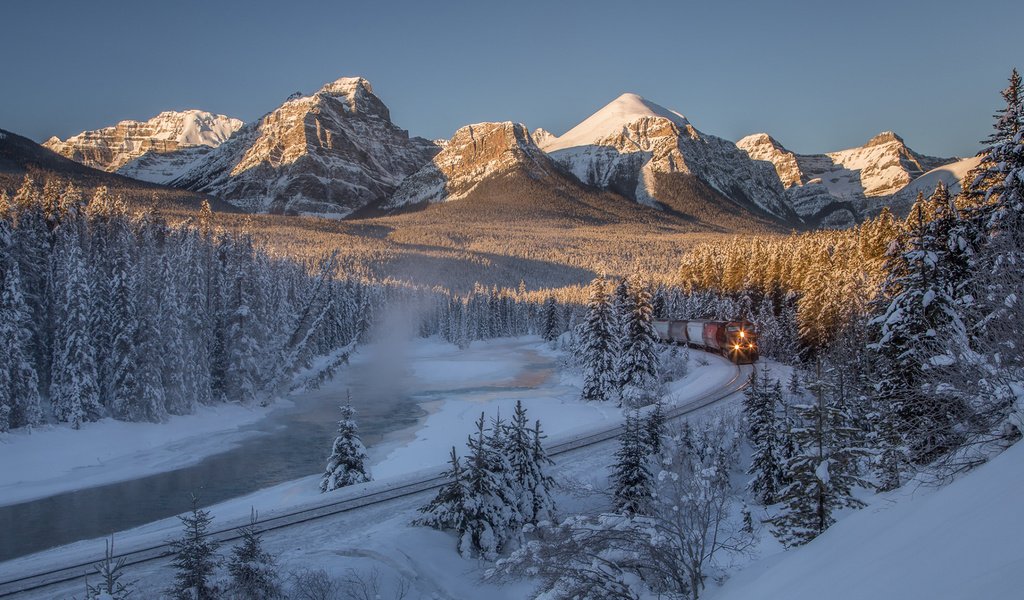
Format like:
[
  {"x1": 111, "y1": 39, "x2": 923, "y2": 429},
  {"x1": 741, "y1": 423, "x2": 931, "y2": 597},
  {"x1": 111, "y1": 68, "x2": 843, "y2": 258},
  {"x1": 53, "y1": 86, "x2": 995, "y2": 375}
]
[
  {"x1": 0, "y1": 401, "x2": 281, "y2": 508},
  {"x1": 0, "y1": 337, "x2": 736, "y2": 597},
  {"x1": 709, "y1": 440, "x2": 1024, "y2": 600}
]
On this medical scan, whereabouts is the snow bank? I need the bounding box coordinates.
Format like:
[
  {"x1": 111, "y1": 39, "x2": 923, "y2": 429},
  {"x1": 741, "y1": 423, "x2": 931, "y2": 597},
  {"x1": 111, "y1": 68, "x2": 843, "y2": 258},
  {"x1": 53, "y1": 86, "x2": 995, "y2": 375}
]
[
  {"x1": 709, "y1": 441, "x2": 1024, "y2": 600},
  {"x1": 0, "y1": 401, "x2": 280, "y2": 507}
]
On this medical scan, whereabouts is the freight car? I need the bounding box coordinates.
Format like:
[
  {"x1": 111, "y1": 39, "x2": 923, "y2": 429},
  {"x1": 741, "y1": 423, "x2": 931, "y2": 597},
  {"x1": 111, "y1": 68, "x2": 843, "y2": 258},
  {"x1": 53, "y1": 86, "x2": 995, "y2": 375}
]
[{"x1": 652, "y1": 319, "x2": 759, "y2": 364}]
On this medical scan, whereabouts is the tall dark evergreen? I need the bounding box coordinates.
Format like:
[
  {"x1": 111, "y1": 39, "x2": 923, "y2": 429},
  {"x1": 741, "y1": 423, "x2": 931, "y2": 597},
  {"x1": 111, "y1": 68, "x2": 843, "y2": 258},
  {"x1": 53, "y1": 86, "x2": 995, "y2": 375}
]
[
  {"x1": 617, "y1": 278, "x2": 660, "y2": 407},
  {"x1": 580, "y1": 277, "x2": 618, "y2": 403},
  {"x1": 226, "y1": 511, "x2": 283, "y2": 599},
  {"x1": 168, "y1": 497, "x2": 220, "y2": 600},
  {"x1": 320, "y1": 393, "x2": 371, "y2": 492},
  {"x1": 541, "y1": 295, "x2": 560, "y2": 342},
  {"x1": 772, "y1": 364, "x2": 869, "y2": 546},
  {"x1": 50, "y1": 224, "x2": 101, "y2": 428},
  {"x1": 0, "y1": 254, "x2": 41, "y2": 430},
  {"x1": 744, "y1": 369, "x2": 784, "y2": 505},
  {"x1": 611, "y1": 411, "x2": 655, "y2": 516}
]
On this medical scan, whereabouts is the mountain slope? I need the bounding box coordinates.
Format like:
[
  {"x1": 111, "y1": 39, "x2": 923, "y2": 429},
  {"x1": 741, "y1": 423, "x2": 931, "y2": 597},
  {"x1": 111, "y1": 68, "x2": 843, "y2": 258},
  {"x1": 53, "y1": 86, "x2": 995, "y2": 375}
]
[
  {"x1": 42, "y1": 110, "x2": 242, "y2": 179},
  {"x1": 737, "y1": 131, "x2": 958, "y2": 224},
  {"x1": 711, "y1": 441, "x2": 1024, "y2": 600},
  {"x1": 540, "y1": 94, "x2": 799, "y2": 225},
  {"x1": 171, "y1": 77, "x2": 439, "y2": 216},
  {"x1": 0, "y1": 127, "x2": 234, "y2": 212}
]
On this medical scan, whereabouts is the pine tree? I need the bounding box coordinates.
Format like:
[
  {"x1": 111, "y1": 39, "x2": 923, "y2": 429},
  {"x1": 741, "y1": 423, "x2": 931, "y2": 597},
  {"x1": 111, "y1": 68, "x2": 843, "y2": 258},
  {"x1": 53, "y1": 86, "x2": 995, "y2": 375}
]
[
  {"x1": 320, "y1": 393, "x2": 371, "y2": 492},
  {"x1": 83, "y1": 536, "x2": 135, "y2": 600},
  {"x1": 580, "y1": 277, "x2": 618, "y2": 403},
  {"x1": 744, "y1": 369, "x2": 784, "y2": 505},
  {"x1": 541, "y1": 295, "x2": 560, "y2": 342},
  {"x1": 503, "y1": 401, "x2": 556, "y2": 525},
  {"x1": 50, "y1": 227, "x2": 101, "y2": 428},
  {"x1": 0, "y1": 257, "x2": 41, "y2": 429},
  {"x1": 611, "y1": 411, "x2": 654, "y2": 516},
  {"x1": 772, "y1": 364, "x2": 869, "y2": 546},
  {"x1": 642, "y1": 400, "x2": 666, "y2": 456},
  {"x1": 415, "y1": 446, "x2": 472, "y2": 549},
  {"x1": 617, "y1": 278, "x2": 660, "y2": 407},
  {"x1": 226, "y1": 510, "x2": 283, "y2": 599},
  {"x1": 168, "y1": 496, "x2": 220, "y2": 600}
]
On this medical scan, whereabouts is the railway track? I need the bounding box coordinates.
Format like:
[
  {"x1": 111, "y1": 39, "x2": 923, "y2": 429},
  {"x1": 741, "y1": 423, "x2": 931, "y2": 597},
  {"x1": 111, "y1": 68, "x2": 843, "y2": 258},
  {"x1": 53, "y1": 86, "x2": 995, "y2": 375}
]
[{"x1": 0, "y1": 359, "x2": 750, "y2": 598}]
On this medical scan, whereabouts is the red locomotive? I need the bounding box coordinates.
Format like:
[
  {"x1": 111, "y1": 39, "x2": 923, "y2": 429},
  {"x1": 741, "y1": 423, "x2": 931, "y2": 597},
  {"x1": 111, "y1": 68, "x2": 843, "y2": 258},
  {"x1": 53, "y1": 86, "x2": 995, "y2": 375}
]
[{"x1": 652, "y1": 319, "x2": 759, "y2": 364}]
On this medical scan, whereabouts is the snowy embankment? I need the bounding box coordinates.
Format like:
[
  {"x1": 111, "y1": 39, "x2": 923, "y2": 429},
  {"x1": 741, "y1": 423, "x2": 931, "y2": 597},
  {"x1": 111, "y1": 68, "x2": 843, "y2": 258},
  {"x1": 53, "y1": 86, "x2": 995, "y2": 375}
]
[
  {"x1": 708, "y1": 440, "x2": 1024, "y2": 600},
  {"x1": 0, "y1": 402, "x2": 282, "y2": 508},
  {"x1": 3, "y1": 341, "x2": 740, "y2": 599}
]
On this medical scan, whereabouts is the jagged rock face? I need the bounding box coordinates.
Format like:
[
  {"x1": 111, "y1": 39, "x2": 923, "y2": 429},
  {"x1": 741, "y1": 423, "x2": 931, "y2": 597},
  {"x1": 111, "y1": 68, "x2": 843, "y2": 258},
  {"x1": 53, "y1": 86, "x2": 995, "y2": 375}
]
[
  {"x1": 172, "y1": 77, "x2": 439, "y2": 216},
  {"x1": 735, "y1": 133, "x2": 805, "y2": 188},
  {"x1": 541, "y1": 94, "x2": 798, "y2": 224},
  {"x1": 43, "y1": 110, "x2": 242, "y2": 175},
  {"x1": 385, "y1": 122, "x2": 560, "y2": 207},
  {"x1": 738, "y1": 130, "x2": 958, "y2": 226}
]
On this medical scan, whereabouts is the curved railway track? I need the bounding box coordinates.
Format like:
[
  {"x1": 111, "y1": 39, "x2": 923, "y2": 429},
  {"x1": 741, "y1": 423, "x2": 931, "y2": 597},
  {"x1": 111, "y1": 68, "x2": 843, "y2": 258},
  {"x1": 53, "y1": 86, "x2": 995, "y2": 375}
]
[{"x1": 0, "y1": 358, "x2": 751, "y2": 598}]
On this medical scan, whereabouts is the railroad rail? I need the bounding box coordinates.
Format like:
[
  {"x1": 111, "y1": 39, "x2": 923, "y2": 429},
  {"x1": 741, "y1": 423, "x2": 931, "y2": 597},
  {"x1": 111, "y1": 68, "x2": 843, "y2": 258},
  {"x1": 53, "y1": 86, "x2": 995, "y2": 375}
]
[{"x1": 0, "y1": 359, "x2": 750, "y2": 598}]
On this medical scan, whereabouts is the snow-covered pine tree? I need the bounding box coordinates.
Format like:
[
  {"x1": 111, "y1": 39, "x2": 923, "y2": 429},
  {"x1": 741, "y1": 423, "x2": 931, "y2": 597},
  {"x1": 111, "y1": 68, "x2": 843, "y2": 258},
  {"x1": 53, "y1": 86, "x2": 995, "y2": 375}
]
[
  {"x1": 617, "y1": 278, "x2": 660, "y2": 407},
  {"x1": 642, "y1": 400, "x2": 666, "y2": 456},
  {"x1": 320, "y1": 393, "x2": 371, "y2": 492},
  {"x1": 503, "y1": 400, "x2": 556, "y2": 526},
  {"x1": 541, "y1": 295, "x2": 560, "y2": 342},
  {"x1": 226, "y1": 510, "x2": 283, "y2": 599},
  {"x1": 168, "y1": 496, "x2": 220, "y2": 600},
  {"x1": 0, "y1": 256, "x2": 41, "y2": 430},
  {"x1": 461, "y1": 412, "x2": 516, "y2": 558},
  {"x1": 744, "y1": 369, "x2": 784, "y2": 505},
  {"x1": 871, "y1": 186, "x2": 970, "y2": 463},
  {"x1": 771, "y1": 363, "x2": 869, "y2": 546},
  {"x1": 414, "y1": 446, "x2": 472, "y2": 551},
  {"x1": 529, "y1": 418, "x2": 557, "y2": 525},
  {"x1": 611, "y1": 411, "x2": 654, "y2": 516},
  {"x1": 50, "y1": 225, "x2": 101, "y2": 429},
  {"x1": 580, "y1": 277, "x2": 618, "y2": 403}
]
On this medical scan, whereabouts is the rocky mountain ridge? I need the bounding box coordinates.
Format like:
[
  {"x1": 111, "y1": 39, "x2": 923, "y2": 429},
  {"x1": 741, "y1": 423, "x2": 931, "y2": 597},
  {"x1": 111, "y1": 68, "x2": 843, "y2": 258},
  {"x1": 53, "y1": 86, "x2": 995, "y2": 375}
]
[{"x1": 43, "y1": 110, "x2": 242, "y2": 176}]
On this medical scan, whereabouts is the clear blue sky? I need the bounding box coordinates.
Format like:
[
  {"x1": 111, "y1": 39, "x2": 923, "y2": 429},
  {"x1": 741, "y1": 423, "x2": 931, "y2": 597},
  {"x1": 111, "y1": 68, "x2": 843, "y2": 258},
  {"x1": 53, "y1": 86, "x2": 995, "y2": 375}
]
[{"x1": 2, "y1": 0, "x2": 1021, "y2": 157}]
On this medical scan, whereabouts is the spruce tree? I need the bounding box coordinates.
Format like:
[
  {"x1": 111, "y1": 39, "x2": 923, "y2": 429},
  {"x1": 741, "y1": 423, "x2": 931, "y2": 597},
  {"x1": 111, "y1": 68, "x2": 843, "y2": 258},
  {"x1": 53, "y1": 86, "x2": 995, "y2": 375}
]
[
  {"x1": 168, "y1": 496, "x2": 220, "y2": 600},
  {"x1": 0, "y1": 258, "x2": 41, "y2": 429},
  {"x1": 50, "y1": 227, "x2": 101, "y2": 428},
  {"x1": 745, "y1": 370, "x2": 784, "y2": 505},
  {"x1": 772, "y1": 365, "x2": 869, "y2": 546},
  {"x1": 503, "y1": 401, "x2": 556, "y2": 525},
  {"x1": 226, "y1": 510, "x2": 283, "y2": 599},
  {"x1": 617, "y1": 278, "x2": 660, "y2": 407},
  {"x1": 83, "y1": 536, "x2": 135, "y2": 600},
  {"x1": 541, "y1": 295, "x2": 560, "y2": 342},
  {"x1": 414, "y1": 446, "x2": 472, "y2": 550},
  {"x1": 611, "y1": 411, "x2": 654, "y2": 516},
  {"x1": 642, "y1": 400, "x2": 666, "y2": 456},
  {"x1": 580, "y1": 277, "x2": 618, "y2": 403},
  {"x1": 320, "y1": 394, "x2": 371, "y2": 492}
]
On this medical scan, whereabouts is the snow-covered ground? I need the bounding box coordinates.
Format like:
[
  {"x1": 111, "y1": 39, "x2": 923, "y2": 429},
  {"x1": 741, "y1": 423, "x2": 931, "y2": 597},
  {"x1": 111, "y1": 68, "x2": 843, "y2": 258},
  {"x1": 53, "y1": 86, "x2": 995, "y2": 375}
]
[
  {"x1": 0, "y1": 337, "x2": 735, "y2": 585},
  {"x1": 709, "y1": 440, "x2": 1024, "y2": 600},
  {"x1": 0, "y1": 401, "x2": 283, "y2": 508},
  {"x1": 2, "y1": 340, "x2": 741, "y2": 599}
]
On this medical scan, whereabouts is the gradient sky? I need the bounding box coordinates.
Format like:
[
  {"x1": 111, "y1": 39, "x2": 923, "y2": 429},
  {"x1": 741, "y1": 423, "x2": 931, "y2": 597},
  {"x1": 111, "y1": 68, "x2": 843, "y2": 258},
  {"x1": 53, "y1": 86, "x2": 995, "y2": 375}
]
[{"x1": 2, "y1": 0, "x2": 1021, "y2": 157}]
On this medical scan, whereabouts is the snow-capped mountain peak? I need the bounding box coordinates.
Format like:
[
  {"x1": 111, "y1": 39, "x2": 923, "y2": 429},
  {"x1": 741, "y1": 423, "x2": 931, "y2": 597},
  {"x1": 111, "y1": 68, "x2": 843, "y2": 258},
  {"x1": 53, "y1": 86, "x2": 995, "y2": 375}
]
[
  {"x1": 541, "y1": 93, "x2": 689, "y2": 152},
  {"x1": 43, "y1": 110, "x2": 243, "y2": 174}
]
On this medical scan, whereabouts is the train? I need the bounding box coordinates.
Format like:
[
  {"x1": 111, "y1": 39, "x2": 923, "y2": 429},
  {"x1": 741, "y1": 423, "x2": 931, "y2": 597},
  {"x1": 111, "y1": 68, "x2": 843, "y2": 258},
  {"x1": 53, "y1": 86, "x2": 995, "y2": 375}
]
[{"x1": 652, "y1": 319, "x2": 759, "y2": 364}]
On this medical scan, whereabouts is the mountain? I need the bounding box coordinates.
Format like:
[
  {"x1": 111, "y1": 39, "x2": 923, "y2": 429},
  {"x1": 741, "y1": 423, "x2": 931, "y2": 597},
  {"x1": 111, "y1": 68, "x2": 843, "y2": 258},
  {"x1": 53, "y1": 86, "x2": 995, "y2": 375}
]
[
  {"x1": 170, "y1": 77, "x2": 439, "y2": 216},
  {"x1": 42, "y1": 110, "x2": 243, "y2": 181},
  {"x1": 887, "y1": 154, "x2": 983, "y2": 215},
  {"x1": 0, "y1": 127, "x2": 234, "y2": 212},
  {"x1": 539, "y1": 93, "x2": 800, "y2": 225},
  {"x1": 737, "y1": 131, "x2": 958, "y2": 225}
]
